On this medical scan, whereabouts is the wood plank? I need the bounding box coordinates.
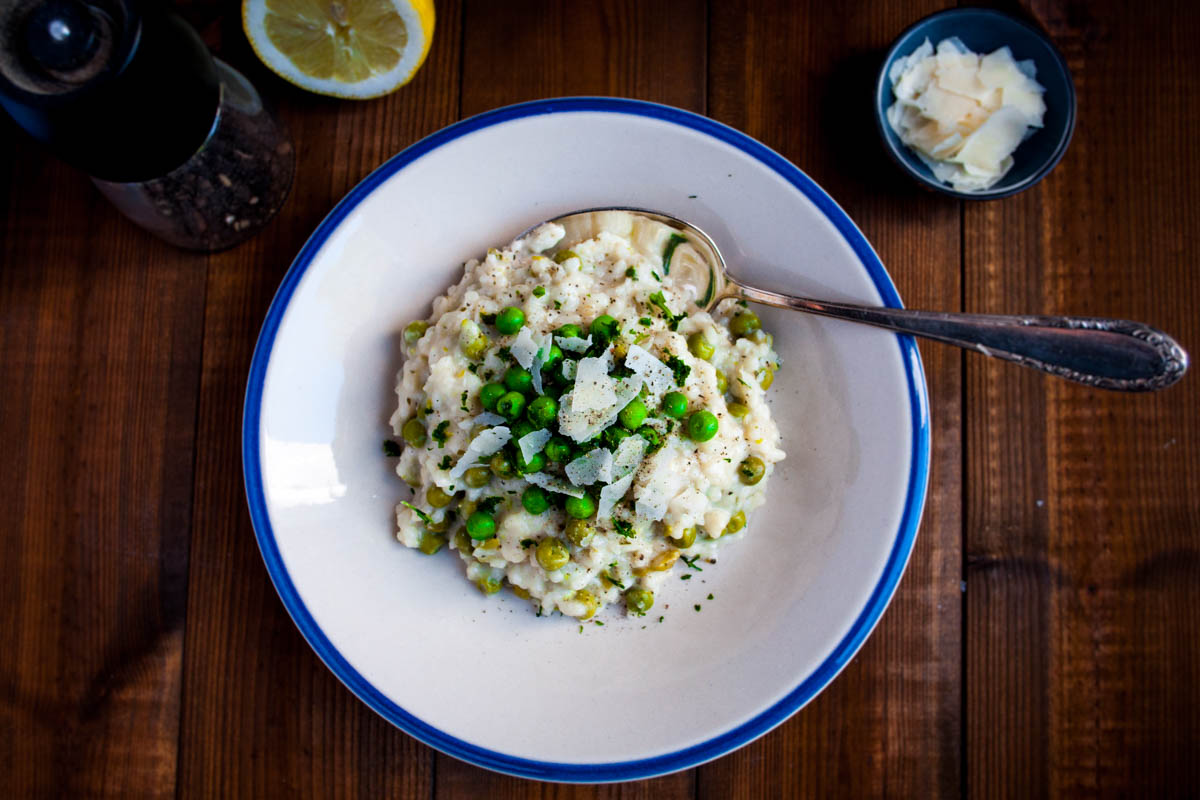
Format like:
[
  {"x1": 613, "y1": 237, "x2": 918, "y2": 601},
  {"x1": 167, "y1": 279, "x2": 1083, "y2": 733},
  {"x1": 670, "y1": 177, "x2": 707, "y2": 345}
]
[
  {"x1": 965, "y1": 1, "x2": 1200, "y2": 797},
  {"x1": 0, "y1": 132, "x2": 205, "y2": 795},
  {"x1": 174, "y1": 3, "x2": 463, "y2": 796},
  {"x1": 701, "y1": 1, "x2": 962, "y2": 797},
  {"x1": 439, "y1": 0, "x2": 705, "y2": 795}
]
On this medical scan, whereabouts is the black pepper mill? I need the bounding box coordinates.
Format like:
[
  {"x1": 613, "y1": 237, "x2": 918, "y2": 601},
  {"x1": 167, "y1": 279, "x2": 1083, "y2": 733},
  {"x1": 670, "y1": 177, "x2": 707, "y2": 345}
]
[{"x1": 0, "y1": 0, "x2": 294, "y2": 250}]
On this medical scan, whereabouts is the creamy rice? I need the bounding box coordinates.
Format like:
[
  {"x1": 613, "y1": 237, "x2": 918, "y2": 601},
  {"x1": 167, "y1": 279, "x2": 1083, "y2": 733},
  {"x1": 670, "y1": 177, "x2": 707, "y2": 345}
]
[{"x1": 390, "y1": 211, "x2": 785, "y2": 619}]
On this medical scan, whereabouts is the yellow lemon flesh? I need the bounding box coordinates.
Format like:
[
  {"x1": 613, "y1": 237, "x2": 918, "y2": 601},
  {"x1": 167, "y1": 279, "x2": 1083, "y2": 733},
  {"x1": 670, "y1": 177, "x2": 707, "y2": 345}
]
[{"x1": 244, "y1": 0, "x2": 434, "y2": 99}]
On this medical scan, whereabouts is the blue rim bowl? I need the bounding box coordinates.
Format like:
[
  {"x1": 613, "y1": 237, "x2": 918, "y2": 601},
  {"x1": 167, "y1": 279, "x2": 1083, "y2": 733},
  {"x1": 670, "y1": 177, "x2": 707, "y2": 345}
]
[{"x1": 874, "y1": 7, "x2": 1077, "y2": 200}]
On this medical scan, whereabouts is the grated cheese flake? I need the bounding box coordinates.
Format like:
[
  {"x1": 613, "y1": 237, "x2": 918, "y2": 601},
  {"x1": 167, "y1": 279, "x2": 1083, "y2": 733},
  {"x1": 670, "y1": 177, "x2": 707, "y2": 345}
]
[
  {"x1": 524, "y1": 472, "x2": 585, "y2": 498},
  {"x1": 565, "y1": 448, "x2": 614, "y2": 486},
  {"x1": 598, "y1": 473, "x2": 636, "y2": 518},
  {"x1": 624, "y1": 344, "x2": 675, "y2": 396},
  {"x1": 555, "y1": 335, "x2": 592, "y2": 353},
  {"x1": 449, "y1": 427, "x2": 512, "y2": 479},
  {"x1": 518, "y1": 429, "x2": 552, "y2": 463},
  {"x1": 510, "y1": 327, "x2": 539, "y2": 368}
]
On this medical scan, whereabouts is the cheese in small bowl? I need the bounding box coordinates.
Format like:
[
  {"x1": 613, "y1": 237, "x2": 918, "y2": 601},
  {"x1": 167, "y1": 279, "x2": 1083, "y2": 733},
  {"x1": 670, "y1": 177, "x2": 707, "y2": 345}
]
[{"x1": 886, "y1": 37, "x2": 1046, "y2": 192}]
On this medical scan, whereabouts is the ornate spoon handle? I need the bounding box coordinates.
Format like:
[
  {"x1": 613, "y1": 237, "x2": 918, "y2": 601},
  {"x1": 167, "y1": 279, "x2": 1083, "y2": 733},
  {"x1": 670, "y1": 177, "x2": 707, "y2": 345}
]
[{"x1": 731, "y1": 282, "x2": 1189, "y2": 391}]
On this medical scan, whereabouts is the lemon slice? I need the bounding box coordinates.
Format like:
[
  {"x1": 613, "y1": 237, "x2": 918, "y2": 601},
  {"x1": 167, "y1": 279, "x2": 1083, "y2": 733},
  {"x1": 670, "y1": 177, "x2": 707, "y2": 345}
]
[{"x1": 243, "y1": 0, "x2": 435, "y2": 99}]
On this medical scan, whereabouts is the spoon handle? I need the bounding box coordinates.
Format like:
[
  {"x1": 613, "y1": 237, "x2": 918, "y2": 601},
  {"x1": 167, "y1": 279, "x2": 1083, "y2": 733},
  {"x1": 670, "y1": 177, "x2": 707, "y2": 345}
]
[{"x1": 732, "y1": 283, "x2": 1189, "y2": 391}]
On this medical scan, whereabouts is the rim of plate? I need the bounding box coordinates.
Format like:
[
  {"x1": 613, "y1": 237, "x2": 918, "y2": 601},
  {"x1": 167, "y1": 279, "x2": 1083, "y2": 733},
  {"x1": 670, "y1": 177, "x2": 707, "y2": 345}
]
[{"x1": 242, "y1": 97, "x2": 931, "y2": 783}]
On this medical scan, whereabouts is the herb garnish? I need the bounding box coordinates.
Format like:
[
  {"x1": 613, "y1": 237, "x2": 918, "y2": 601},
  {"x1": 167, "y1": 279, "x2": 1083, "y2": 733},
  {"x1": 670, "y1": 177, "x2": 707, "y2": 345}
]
[
  {"x1": 680, "y1": 574, "x2": 693, "y2": 580},
  {"x1": 694, "y1": 604, "x2": 702, "y2": 612},
  {"x1": 707, "y1": 593, "x2": 714, "y2": 600},
  {"x1": 438, "y1": 455, "x2": 452, "y2": 470},
  {"x1": 681, "y1": 554, "x2": 704, "y2": 571},
  {"x1": 477, "y1": 496, "x2": 504, "y2": 515},
  {"x1": 605, "y1": 562, "x2": 625, "y2": 589},
  {"x1": 638, "y1": 317, "x2": 653, "y2": 326},
  {"x1": 399, "y1": 501, "x2": 432, "y2": 524},
  {"x1": 460, "y1": 391, "x2": 470, "y2": 412},
  {"x1": 533, "y1": 286, "x2": 546, "y2": 297},
  {"x1": 481, "y1": 312, "x2": 497, "y2": 325},
  {"x1": 662, "y1": 233, "x2": 687, "y2": 275},
  {"x1": 625, "y1": 266, "x2": 638, "y2": 279},
  {"x1": 382, "y1": 439, "x2": 401, "y2": 457},
  {"x1": 467, "y1": 363, "x2": 479, "y2": 374},
  {"x1": 432, "y1": 420, "x2": 450, "y2": 447},
  {"x1": 648, "y1": 291, "x2": 686, "y2": 331},
  {"x1": 651, "y1": 271, "x2": 662, "y2": 282},
  {"x1": 554, "y1": 300, "x2": 562, "y2": 309},
  {"x1": 613, "y1": 520, "x2": 634, "y2": 538},
  {"x1": 664, "y1": 353, "x2": 691, "y2": 386},
  {"x1": 520, "y1": 538, "x2": 535, "y2": 548}
]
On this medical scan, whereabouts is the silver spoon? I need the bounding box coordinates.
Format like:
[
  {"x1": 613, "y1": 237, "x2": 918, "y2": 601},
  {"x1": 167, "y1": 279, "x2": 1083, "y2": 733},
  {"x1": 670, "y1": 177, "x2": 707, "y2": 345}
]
[{"x1": 529, "y1": 207, "x2": 1188, "y2": 392}]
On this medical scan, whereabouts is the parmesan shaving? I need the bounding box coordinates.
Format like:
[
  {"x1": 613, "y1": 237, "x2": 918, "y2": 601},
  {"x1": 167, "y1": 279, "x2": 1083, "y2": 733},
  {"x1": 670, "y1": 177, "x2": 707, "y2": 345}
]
[
  {"x1": 624, "y1": 344, "x2": 675, "y2": 396},
  {"x1": 449, "y1": 427, "x2": 511, "y2": 479},
  {"x1": 565, "y1": 448, "x2": 614, "y2": 486},
  {"x1": 524, "y1": 472, "x2": 585, "y2": 498},
  {"x1": 517, "y1": 429, "x2": 552, "y2": 462},
  {"x1": 555, "y1": 335, "x2": 592, "y2": 353},
  {"x1": 510, "y1": 327, "x2": 538, "y2": 368},
  {"x1": 598, "y1": 473, "x2": 636, "y2": 519}
]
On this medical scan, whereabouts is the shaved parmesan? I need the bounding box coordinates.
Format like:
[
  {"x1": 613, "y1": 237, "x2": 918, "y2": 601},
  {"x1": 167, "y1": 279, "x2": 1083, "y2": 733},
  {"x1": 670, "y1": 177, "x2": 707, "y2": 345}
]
[
  {"x1": 556, "y1": 376, "x2": 643, "y2": 443},
  {"x1": 556, "y1": 335, "x2": 592, "y2": 353},
  {"x1": 886, "y1": 37, "x2": 1046, "y2": 192},
  {"x1": 518, "y1": 429, "x2": 552, "y2": 462},
  {"x1": 530, "y1": 331, "x2": 552, "y2": 395},
  {"x1": 565, "y1": 448, "x2": 613, "y2": 486},
  {"x1": 634, "y1": 447, "x2": 684, "y2": 522},
  {"x1": 524, "y1": 472, "x2": 585, "y2": 498},
  {"x1": 562, "y1": 360, "x2": 577, "y2": 380},
  {"x1": 461, "y1": 411, "x2": 505, "y2": 429},
  {"x1": 611, "y1": 435, "x2": 648, "y2": 479},
  {"x1": 449, "y1": 427, "x2": 511, "y2": 479},
  {"x1": 624, "y1": 344, "x2": 675, "y2": 396},
  {"x1": 510, "y1": 327, "x2": 538, "y2": 368},
  {"x1": 598, "y1": 473, "x2": 636, "y2": 519},
  {"x1": 572, "y1": 355, "x2": 618, "y2": 413}
]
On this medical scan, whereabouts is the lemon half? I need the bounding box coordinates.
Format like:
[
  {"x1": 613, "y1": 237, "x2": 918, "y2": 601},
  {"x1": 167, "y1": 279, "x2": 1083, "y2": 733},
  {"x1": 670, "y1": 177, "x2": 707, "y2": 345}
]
[{"x1": 243, "y1": 0, "x2": 435, "y2": 99}]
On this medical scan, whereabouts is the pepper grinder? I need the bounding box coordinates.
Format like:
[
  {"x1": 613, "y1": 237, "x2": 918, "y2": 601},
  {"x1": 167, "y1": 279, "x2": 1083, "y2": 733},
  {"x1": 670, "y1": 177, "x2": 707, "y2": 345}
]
[{"x1": 0, "y1": 0, "x2": 294, "y2": 251}]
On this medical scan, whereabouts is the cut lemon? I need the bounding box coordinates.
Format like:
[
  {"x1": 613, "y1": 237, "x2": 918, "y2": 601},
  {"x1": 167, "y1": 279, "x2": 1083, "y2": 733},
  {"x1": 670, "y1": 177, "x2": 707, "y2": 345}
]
[{"x1": 243, "y1": 0, "x2": 435, "y2": 99}]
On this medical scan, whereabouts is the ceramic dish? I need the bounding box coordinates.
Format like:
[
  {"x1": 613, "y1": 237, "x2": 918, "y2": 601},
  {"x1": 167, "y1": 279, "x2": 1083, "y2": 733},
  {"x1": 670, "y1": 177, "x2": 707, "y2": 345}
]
[
  {"x1": 874, "y1": 7, "x2": 1077, "y2": 199},
  {"x1": 243, "y1": 97, "x2": 929, "y2": 781}
]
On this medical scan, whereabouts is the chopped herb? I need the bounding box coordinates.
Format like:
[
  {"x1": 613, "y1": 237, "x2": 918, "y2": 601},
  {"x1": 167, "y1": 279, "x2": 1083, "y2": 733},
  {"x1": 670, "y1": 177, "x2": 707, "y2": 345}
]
[
  {"x1": 737, "y1": 299, "x2": 748, "y2": 308},
  {"x1": 625, "y1": 266, "x2": 638, "y2": 279},
  {"x1": 478, "y1": 496, "x2": 504, "y2": 515},
  {"x1": 724, "y1": 457, "x2": 731, "y2": 463},
  {"x1": 687, "y1": 194, "x2": 697, "y2": 199},
  {"x1": 694, "y1": 604, "x2": 702, "y2": 612},
  {"x1": 662, "y1": 233, "x2": 687, "y2": 275},
  {"x1": 638, "y1": 317, "x2": 653, "y2": 326},
  {"x1": 553, "y1": 300, "x2": 562, "y2": 309},
  {"x1": 460, "y1": 390, "x2": 470, "y2": 413},
  {"x1": 681, "y1": 554, "x2": 704, "y2": 571},
  {"x1": 432, "y1": 420, "x2": 450, "y2": 447},
  {"x1": 594, "y1": 620, "x2": 604, "y2": 626},
  {"x1": 605, "y1": 562, "x2": 625, "y2": 589},
  {"x1": 681, "y1": 574, "x2": 693, "y2": 580},
  {"x1": 438, "y1": 455, "x2": 452, "y2": 470},
  {"x1": 737, "y1": 377, "x2": 750, "y2": 387},
  {"x1": 399, "y1": 501, "x2": 432, "y2": 524},
  {"x1": 579, "y1": 625, "x2": 583, "y2": 633},
  {"x1": 467, "y1": 363, "x2": 479, "y2": 374},
  {"x1": 648, "y1": 291, "x2": 686, "y2": 331},
  {"x1": 613, "y1": 520, "x2": 634, "y2": 538},
  {"x1": 658, "y1": 616, "x2": 664, "y2": 622},
  {"x1": 481, "y1": 312, "x2": 497, "y2": 324},
  {"x1": 664, "y1": 354, "x2": 691, "y2": 386},
  {"x1": 533, "y1": 286, "x2": 546, "y2": 297},
  {"x1": 707, "y1": 593, "x2": 714, "y2": 600},
  {"x1": 382, "y1": 439, "x2": 401, "y2": 457},
  {"x1": 634, "y1": 333, "x2": 650, "y2": 345},
  {"x1": 497, "y1": 346, "x2": 513, "y2": 361},
  {"x1": 651, "y1": 271, "x2": 662, "y2": 282},
  {"x1": 520, "y1": 538, "x2": 535, "y2": 548}
]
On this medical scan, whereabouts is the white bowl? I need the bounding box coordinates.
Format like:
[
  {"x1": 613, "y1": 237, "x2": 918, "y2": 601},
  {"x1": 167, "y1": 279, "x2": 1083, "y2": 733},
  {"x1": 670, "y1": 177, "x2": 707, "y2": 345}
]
[{"x1": 243, "y1": 98, "x2": 929, "y2": 782}]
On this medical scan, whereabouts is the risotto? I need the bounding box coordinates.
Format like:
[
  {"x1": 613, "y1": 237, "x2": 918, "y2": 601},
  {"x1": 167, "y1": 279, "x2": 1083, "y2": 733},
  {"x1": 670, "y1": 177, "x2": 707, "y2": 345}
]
[{"x1": 389, "y1": 210, "x2": 785, "y2": 619}]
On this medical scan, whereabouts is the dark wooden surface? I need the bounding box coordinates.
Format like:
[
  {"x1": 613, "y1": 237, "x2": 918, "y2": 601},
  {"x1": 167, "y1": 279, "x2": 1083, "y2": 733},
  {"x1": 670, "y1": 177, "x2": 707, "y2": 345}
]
[{"x1": 1, "y1": 0, "x2": 1196, "y2": 796}]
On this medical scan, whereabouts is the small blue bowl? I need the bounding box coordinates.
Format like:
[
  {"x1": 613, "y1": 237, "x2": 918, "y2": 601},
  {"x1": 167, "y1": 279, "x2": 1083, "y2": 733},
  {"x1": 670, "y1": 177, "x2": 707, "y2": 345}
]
[{"x1": 874, "y1": 8, "x2": 1076, "y2": 200}]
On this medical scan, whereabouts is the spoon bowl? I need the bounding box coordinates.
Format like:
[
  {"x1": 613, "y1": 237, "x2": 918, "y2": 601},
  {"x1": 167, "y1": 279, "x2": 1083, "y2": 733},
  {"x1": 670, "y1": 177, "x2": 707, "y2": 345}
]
[{"x1": 532, "y1": 207, "x2": 1188, "y2": 392}]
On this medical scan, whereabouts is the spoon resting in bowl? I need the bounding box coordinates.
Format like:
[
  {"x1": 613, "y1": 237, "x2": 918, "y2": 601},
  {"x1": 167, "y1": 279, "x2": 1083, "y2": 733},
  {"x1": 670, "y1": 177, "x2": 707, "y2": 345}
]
[{"x1": 525, "y1": 207, "x2": 1187, "y2": 392}]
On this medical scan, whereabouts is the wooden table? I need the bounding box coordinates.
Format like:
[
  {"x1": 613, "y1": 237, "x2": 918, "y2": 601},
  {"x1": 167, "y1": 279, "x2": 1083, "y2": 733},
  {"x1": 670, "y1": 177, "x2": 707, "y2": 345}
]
[{"x1": 2, "y1": 1, "x2": 1197, "y2": 796}]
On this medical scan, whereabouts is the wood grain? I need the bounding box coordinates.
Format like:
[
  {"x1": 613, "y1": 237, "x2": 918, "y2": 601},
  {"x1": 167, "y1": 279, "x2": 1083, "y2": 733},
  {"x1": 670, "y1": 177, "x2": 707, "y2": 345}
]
[
  {"x1": 172, "y1": 2, "x2": 462, "y2": 797},
  {"x1": 702, "y1": 1, "x2": 962, "y2": 797},
  {"x1": 965, "y1": 2, "x2": 1200, "y2": 798},
  {"x1": 0, "y1": 130, "x2": 204, "y2": 795}
]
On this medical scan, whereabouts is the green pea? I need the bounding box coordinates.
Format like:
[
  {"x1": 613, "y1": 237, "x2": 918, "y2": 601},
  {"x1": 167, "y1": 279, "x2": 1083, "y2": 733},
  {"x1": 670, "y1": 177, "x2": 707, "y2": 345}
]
[
  {"x1": 515, "y1": 448, "x2": 546, "y2": 474},
  {"x1": 727, "y1": 401, "x2": 750, "y2": 418},
  {"x1": 427, "y1": 486, "x2": 453, "y2": 508},
  {"x1": 573, "y1": 589, "x2": 599, "y2": 620},
  {"x1": 758, "y1": 366, "x2": 775, "y2": 390},
  {"x1": 479, "y1": 382, "x2": 506, "y2": 410},
  {"x1": 527, "y1": 396, "x2": 558, "y2": 427},
  {"x1": 589, "y1": 314, "x2": 620, "y2": 344},
  {"x1": 555, "y1": 323, "x2": 583, "y2": 339},
  {"x1": 659, "y1": 391, "x2": 687, "y2": 419},
  {"x1": 671, "y1": 526, "x2": 697, "y2": 549},
  {"x1": 565, "y1": 494, "x2": 596, "y2": 519},
  {"x1": 511, "y1": 419, "x2": 535, "y2": 441},
  {"x1": 495, "y1": 306, "x2": 526, "y2": 335},
  {"x1": 542, "y1": 344, "x2": 564, "y2": 372},
  {"x1": 544, "y1": 436, "x2": 572, "y2": 463},
  {"x1": 490, "y1": 451, "x2": 517, "y2": 479},
  {"x1": 496, "y1": 391, "x2": 526, "y2": 420},
  {"x1": 554, "y1": 249, "x2": 580, "y2": 264},
  {"x1": 453, "y1": 529, "x2": 473, "y2": 553},
  {"x1": 403, "y1": 320, "x2": 428, "y2": 347},
  {"x1": 466, "y1": 512, "x2": 497, "y2": 540},
  {"x1": 475, "y1": 574, "x2": 502, "y2": 595},
  {"x1": 564, "y1": 518, "x2": 594, "y2": 546},
  {"x1": 417, "y1": 531, "x2": 445, "y2": 555},
  {"x1": 464, "y1": 466, "x2": 491, "y2": 488},
  {"x1": 618, "y1": 397, "x2": 648, "y2": 430},
  {"x1": 636, "y1": 425, "x2": 662, "y2": 452},
  {"x1": 715, "y1": 369, "x2": 728, "y2": 394},
  {"x1": 730, "y1": 310, "x2": 762, "y2": 337},
  {"x1": 738, "y1": 456, "x2": 766, "y2": 485},
  {"x1": 625, "y1": 587, "x2": 655, "y2": 615},
  {"x1": 687, "y1": 410, "x2": 719, "y2": 442},
  {"x1": 504, "y1": 366, "x2": 533, "y2": 395},
  {"x1": 536, "y1": 537, "x2": 570, "y2": 571},
  {"x1": 724, "y1": 510, "x2": 746, "y2": 536},
  {"x1": 401, "y1": 418, "x2": 427, "y2": 447},
  {"x1": 522, "y1": 486, "x2": 550, "y2": 514},
  {"x1": 462, "y1": 334, "x2": 490, "y2": 360},
  {"x1": 602, "y1": 425, "x2": 631, "y2": 450},
  {"x1": 687, "y1": 332, "x2": 714, "y2": 361}
]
